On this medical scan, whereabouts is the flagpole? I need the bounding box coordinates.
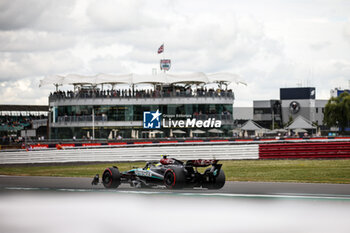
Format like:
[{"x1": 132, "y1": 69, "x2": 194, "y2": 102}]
[
  {"x1": 158, "y1": 43, "x2": 168, "y2": 73},
  {"x1": 163, "y1": 42, "x2": 166, "y2": 73}
]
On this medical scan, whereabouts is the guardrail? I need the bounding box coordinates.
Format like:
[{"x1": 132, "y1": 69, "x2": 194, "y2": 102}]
[
  {"x1": 0, "y1": 144, "x2": 258, "y2": 164},
  {"x1": 6, "y1": 136, "x2": 350, "y2": 151},
  {"x1": 259, "y1": 142, "x2": 350, "y2": 159},
  {"x1": 1, "y1": 139, "x2": 350, "y2": 164}
]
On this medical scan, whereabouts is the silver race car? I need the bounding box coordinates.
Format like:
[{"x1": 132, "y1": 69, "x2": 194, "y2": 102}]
[{"x1": 92, "y1": 156, "x2": 225, "y2": 189}]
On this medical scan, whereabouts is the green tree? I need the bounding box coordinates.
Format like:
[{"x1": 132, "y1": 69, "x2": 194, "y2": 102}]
[
  {"x1": 283, "y1": 115, "x2": 293, "y2": 128},
  {"x1": 324, "y1": 92, "x2": 350, "y2": 134}
]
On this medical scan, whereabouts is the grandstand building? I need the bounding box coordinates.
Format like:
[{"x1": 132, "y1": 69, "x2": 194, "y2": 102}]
[
  {"x1": 253, "y1": 87, "x2": 328, "y2": 129},
  {"x1": 42, "y1": 73, "x2": 240, "y2": 139},
  {"x1": 331, "y1": 88, "x2": 350, "y2": 97},
  {"x1": 0, "y1": 105, "x2": 48, "y2": 142}
]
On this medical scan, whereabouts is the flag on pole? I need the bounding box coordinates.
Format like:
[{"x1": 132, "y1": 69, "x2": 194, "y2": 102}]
[{"x1": 157, "y1": 44, "x2": 164, "y2": 54}]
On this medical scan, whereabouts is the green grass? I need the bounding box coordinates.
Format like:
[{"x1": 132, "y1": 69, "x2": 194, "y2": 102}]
[
  {"x1": 0, "y1": 162, "x2": 145, "y2": 178},
  {"x1": 222, "y1": 160, "x2": 350, "y2": 184},
  {"x1": 0, "y1": 160, "x2": 350, "y2": 184}
]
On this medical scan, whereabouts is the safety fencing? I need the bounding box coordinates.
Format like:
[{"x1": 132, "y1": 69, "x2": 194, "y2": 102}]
[
  {"x1": 0, "y1": 144, "x2": 259, "y2": 164},
  {"x1": 20, "y1": 136, "x2": 350, "y2": 150},
  {"x1": 259, "y1": 142, "x2": 350, "y2": 159},
  {"x1": 1, "y1": 140, "x2": 350, "y2": 164}
]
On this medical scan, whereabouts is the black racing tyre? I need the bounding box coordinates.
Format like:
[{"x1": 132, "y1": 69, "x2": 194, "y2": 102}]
[
  {"x1": 164, "y1": 167, "x2": 186, "y2": 189},
  {"x1": 102, "y1": 167, "x2": 121, "y2": 189},
  {"x1": 204, "y1": 168, "x2": 225, "y2": 189}
]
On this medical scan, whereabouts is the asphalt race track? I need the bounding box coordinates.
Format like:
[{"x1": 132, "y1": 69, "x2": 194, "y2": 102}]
[
  {"x1": 1, "y1": 175, "x2": 350, "y2": 233},
  {"x1": 1, "y1": 175, "x2": 350, "y2": 198}
]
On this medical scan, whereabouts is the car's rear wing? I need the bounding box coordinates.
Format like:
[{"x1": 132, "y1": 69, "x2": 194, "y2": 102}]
[
  {"x1": 160, "y1": 158, "x2": 218, "y2": 167},
  {"x1": 186, "y1": 159, "x2": 218, "y2": 167},
  {"x1": 160, "y1": 158, "x2": 184, "y2": 165}
]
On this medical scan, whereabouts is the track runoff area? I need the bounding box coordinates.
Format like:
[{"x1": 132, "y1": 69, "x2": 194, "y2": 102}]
[
  {"x1": 1, "y1": 176, "x2": 350, "y2": 233},
  {"x1": 1, "y1": 141, "x2": 350, "y2": 233},
  {"x1": 1, "y1": 139, "x2": 350, "y2": 196}
]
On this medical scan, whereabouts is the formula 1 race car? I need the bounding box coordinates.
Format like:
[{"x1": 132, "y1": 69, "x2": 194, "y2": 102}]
[{"x1": 92, "y1": 156, "x2": 225, "y2": 189}]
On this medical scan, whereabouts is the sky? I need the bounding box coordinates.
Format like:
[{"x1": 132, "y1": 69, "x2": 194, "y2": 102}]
[{"x1": 0, "y1": 0, "x2": 350, "y2": 106}]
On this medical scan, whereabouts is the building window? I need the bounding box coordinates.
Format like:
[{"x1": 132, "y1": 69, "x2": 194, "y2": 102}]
[
  {"x1": 316, "y1": 108, "x2": 318, "y2": 113},
  {"x1": 254, "y1": 108, "x2": 272, "y2": 114}
]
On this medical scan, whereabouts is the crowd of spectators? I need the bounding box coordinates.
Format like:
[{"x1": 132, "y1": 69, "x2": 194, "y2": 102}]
[
  {"x1": 0, "y1": 115, "x2": 44, "y2": 129},
  {"x1": 50, "y1": 86, "x2": 234, "y2": 100},
  {"x1": 0, "y1": 115, "x2": 46, "y2": 145},
  {"x1": 1, "y1": 135, "x2": 24, "y2": 145}
]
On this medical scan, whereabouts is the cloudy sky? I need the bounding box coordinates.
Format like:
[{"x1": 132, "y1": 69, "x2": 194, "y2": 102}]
[{"x1": 0, "y1": 0, "x2": 350, "y2": 106}]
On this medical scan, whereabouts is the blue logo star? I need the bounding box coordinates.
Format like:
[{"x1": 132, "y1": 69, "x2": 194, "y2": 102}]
[{"x1": 143, "y1": 110, "x2": 162, "y2": 129}]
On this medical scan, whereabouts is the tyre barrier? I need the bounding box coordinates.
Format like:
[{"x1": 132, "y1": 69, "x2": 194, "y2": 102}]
[{"x1": 259, "y1": 141, "x2": 350, "y2": 159}]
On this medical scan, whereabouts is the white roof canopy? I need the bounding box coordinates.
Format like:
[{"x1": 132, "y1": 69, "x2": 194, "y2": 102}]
[
  {"x1": 132, "y1": 73, "x2": 167, "y2": 84},
  {"x1": 240, "y1": 120, "x2": 264, "y2": 131},
  {"x1": 39, "y1": 72, "x2": 244, "y2": 87},
  {"x1": 207, "y1": 72, "x2": 247, "y2": 85},
  {"x1": 97, "y1": 74, "x2": 133, "y2": 84},
  {"x1": 166, "y1": 72, "x2": 208, "y2": 84},
  {"x1": 286, "y1": 115, "x2": 316, "y2": 130}
]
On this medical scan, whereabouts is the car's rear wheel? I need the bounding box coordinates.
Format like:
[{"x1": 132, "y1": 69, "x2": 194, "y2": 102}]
[
  {"x1": 164, "y1": 167, "x2": 186, "y2": 189},
  {"x1": 102, "y1": 167, "x2": 121, "y2": 189},
  {"x1": 204, "y1": 168, "x2": 225, "y2": 189}
]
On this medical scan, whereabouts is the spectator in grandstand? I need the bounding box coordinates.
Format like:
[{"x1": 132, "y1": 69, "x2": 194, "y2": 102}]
[{"x1": 49, "y1": 86, "x2": 234, "y2": 100}]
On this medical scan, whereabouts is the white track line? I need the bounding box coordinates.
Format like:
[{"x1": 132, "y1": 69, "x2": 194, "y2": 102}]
[{"x1": 3, "y1": 187, "x2": 350, "y2": 201}]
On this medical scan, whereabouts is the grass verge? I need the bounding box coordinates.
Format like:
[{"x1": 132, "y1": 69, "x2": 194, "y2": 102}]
[{"x1": 0, "y1": 160, "x2": 350, "y2": 184}]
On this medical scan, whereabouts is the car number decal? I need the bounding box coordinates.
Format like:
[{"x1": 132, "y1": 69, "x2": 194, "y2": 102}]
[{"x1": 135, "y1": 170, "x2": 152, "y2": 177}]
